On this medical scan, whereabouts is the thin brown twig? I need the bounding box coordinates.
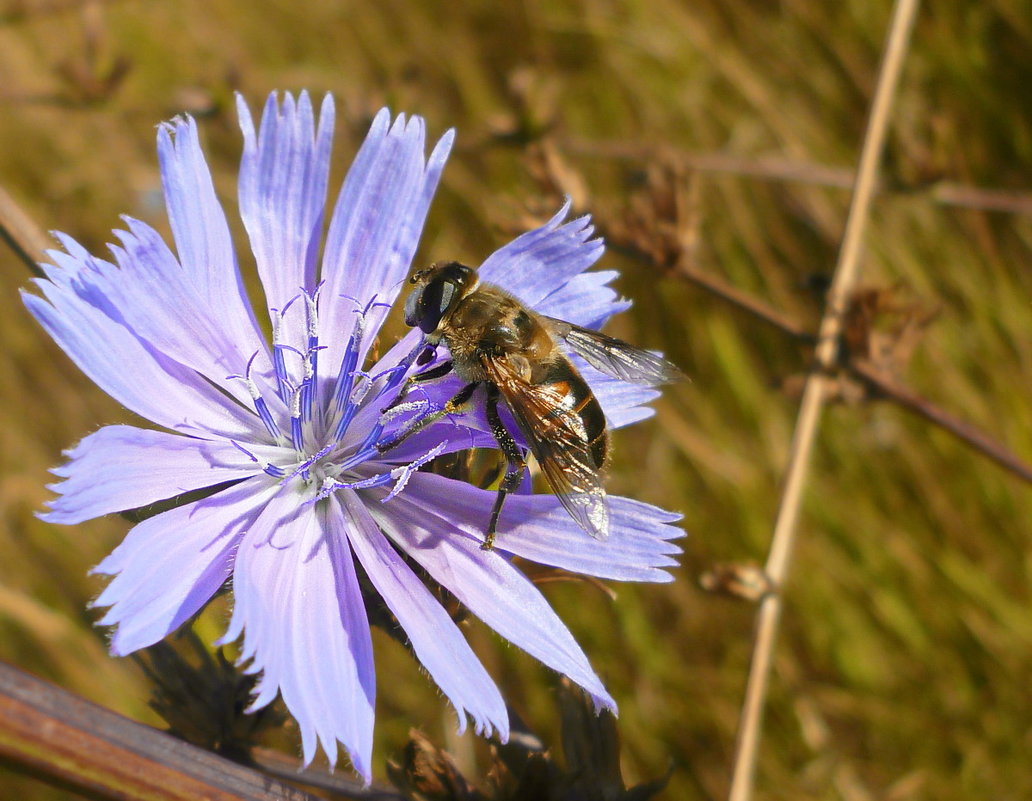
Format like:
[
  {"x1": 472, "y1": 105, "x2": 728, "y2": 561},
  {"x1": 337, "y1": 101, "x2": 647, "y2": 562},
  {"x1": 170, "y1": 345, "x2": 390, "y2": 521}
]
[
  {"x1": 668, "y1": 258, "x2": 813, "y2": 342},
  {"x1": 252, "y1": 748, "x2": 404, "y2": 800},
  {"x1": 850, "y1": 359, "x2": 1032, "y2": 483},
  {"x1": 606, "y1": 214, "x2": 1032, "y2": 487},
  {"x1": 662, "y1": 256, "x2": 1032, "y2": 485},
  {"x1": 563, "y1": 144, "x2": 1032, "y2": 218},
  {"x1": 727, "y1": 2, "x2": 921, "y2": 800}
]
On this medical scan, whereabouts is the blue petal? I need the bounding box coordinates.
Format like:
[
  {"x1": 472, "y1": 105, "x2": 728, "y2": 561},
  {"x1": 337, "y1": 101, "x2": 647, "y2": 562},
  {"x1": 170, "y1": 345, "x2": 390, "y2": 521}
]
[
  {"x1": 400, "y1": 473, "x2": 682, "y2": 581},
  {"x1": 157, "y1": 115, "x2": 267, "y2": 360},
  {"x1": 536, "y1": 269, "x2": 630, "y2": 330},
  {"x1": 338, "y1": 490, "x2": 509, "y2": 742},
  {"x1": 21, "y1": 274, "x2": 258, "y2": 439},
  {"x1": 43, "y1": 425, "x2": 272, "y2": 524},
  {"x1": 99, "y1": 219, "x2": 281, "y2": 409},
  {"x1": 93, "y1": 479, "x2": 279, "y2": 656},
  {"x1": 318, "y1": 110, "x2": 454, "y2": 387},
  {"x1": 238, "y1": 92, "x2": 334, "y2": 348},
  {"x1": 225, "y1": 490, "x2": 375, "y2": 780},
  {"x1": 478, "y1": 202, "x2": 604, "y2": 308},
  {"x1": 367, "y1": 480, "x2": 617, "y2": 712}
]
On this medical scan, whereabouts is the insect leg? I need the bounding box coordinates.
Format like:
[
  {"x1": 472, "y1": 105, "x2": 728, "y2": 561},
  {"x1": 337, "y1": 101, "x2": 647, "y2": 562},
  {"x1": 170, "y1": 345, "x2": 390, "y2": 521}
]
[
  {"x1": 411, "y1": 360, "x2": 455, "y2": 383},
  {"x1": 482, "y1": 384, "x2": 527, "y2": 551},
  {"x1": 377, "y1": 380, "x2": 476, "y2": 455},
  {"x1": 382, "y1": 360, "x2": 454, "y2": 413}
]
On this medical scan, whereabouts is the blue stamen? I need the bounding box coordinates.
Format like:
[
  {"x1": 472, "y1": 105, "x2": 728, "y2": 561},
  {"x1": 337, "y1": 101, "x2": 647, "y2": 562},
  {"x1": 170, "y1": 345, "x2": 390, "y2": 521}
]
[
  {"x1": 329, "y1": 295, "x2": 394, "y2": 417},
  {"x1": 228, "y1": 353, "x2": 284, "y2": 443},
  {"x1": 335, "y1": 446, "x2": 379, "y2": 474},
  {"x1": 332, "y1": 371, "x2": 380, "y2": 442},
  {"x1": 342, "y1": 473, "x2": 394, "y2": 490},
  {"x1": 327, "y1": 302, "x2": 376, "y2": 440},
  {"x1": 331, "y1": 314, "x2": 365, "y2": 415},
  {"x1": 275, "y1": 343, "x2": 306, "y2": 361},
  {"x1": 229, "y1": 440, "x2": 287, "y2": 477},
  {"x1": 389, "y1": 337, "x2": 430, "y2": 391},
  {"x1": 229, "y1": 440, "x2": 259, "y2": 463},
  {"x1": 289, "y1": 385, "x2": 304, "y2": 451},
  {"x1": 357, "y1": 421, "x2": 384, "y2": 455},
  {"x1": 255, "y1": 397, "x2": 282, "y2": 442},
  {"x1": 269, "y1": 309, "x2": 292, "y2": 403},
  {"x1": 332, "y1": 398, "x2": 359, "y2": 442},
  {"x1": 313, "y1": 441, "x2": 447, "y2": 505},
  {"x1": 303, "y1": 286, "x2": 322, "y2": 417},
  {"x1": 299, "y1": 379, "x2": 313, "y2": 425},
  {"x1": 290, "y1": 443, "x2": 335, "y2": 481}
]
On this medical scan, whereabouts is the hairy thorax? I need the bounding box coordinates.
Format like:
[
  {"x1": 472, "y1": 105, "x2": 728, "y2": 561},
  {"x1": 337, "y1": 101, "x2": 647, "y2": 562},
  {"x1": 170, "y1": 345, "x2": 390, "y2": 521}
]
[{"x1": 442, "y1": 288, "x2": 558, "y2": 384}]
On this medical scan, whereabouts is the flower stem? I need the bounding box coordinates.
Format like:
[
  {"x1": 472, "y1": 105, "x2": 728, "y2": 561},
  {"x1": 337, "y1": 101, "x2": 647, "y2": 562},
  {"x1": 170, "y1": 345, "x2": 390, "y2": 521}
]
[{"x1": 727, "y1": 1, "x2": 921, "y2": 799}]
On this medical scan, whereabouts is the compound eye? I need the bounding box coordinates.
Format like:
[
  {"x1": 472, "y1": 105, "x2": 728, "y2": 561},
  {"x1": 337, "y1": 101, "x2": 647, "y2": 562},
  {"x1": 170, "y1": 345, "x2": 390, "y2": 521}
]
[{"x1": 404, "y1": 279, "x2": 456, "y2": 334}]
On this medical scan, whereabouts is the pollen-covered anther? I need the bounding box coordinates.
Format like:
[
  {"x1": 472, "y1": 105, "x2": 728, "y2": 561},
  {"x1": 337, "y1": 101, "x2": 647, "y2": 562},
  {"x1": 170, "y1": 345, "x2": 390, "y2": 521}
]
[
  {"x1": 380, "y1": 398, "x2": 434, "y2": 425},
  {"x1": 288, "y1": 384, "x2": 305, "y2": 451},
  {"x1": 302, "y1": 286, "x2": 323, "y2": 396},
  {"x1": 380, "y1": 441, "x2": 446, "y2": 501},
  {"x1": 320, "y1": 441, "x2": 447, "y2": 502},
  {"x1": 290, "y1": 442, "x2": 336, "y2": 482}
]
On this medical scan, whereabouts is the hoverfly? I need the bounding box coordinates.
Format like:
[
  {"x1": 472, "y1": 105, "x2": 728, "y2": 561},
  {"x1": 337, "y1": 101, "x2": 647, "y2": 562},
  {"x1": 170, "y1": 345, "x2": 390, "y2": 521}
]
[{"x1": 378, "y1": 261, "x2": 683, "y2": 550}]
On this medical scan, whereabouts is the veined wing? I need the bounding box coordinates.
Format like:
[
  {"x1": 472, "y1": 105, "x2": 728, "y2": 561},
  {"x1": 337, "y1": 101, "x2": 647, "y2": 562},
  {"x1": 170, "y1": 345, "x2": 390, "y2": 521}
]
[
  {"x1": 479, "y1": 352, "x2": 609, "y2": 541},
  {"x1": 545, "y1": 317, "x2": 685, "y2": 386}
]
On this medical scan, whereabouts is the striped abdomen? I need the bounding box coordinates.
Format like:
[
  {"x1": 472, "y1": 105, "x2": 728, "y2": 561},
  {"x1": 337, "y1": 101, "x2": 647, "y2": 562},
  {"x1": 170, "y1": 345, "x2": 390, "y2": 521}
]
[{"x1": 539, "y1": 358, "x2": 609, "y2": 468}]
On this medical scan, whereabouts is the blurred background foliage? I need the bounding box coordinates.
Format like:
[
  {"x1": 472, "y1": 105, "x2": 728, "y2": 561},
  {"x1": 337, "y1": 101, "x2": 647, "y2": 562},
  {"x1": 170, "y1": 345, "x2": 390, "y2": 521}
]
[{"x1": 1, "y1": 0, "x2": 1030, "y2": 799}]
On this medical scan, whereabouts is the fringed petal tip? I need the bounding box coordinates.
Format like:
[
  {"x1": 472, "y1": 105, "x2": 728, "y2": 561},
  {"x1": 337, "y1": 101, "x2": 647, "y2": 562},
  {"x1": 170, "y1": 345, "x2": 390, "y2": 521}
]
[
  {"x1": 156, "y1": 113, "x2": 195, "y2": 142},
  {"x1": 592, "y1": 691, "x2": 618, "y2": 715},
  {"x1": 457, "y1": 709, "x2": 510, "y2": 743},
  {"x1": 89, "y1": 546, "x2": 124, "y2": 578},
  {"x1": 477, "y1": 200, "x2": 606, "y2": 311},
  {"x1": 234, "y1": 88, "x2": 330, "y2": 127},
  {"x1": 45, "y1": 230, "x2": 91, "y2": 262}
]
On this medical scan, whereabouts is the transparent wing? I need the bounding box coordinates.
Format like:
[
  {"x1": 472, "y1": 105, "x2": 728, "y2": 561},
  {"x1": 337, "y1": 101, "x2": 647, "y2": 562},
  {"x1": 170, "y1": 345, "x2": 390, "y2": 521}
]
[
  {"x1": 545, "y1": 317, "x2": 685, "y2": 386},
  {"x1": 479, "y1": 353, "x2": 609, "y2": 541}
]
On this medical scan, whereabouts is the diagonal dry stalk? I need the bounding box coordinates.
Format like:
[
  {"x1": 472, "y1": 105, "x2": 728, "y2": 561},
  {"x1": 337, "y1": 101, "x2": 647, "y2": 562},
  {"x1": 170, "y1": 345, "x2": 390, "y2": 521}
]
[
  {"x1": 0, "y1": 660, "x2": 357, "y2": 801},
  {"x1": 727, "y1": 1, "x2": 922, "y2": 800},
  {"x1": 0, "y1": 184, "x2": 49, "y2": 278}
]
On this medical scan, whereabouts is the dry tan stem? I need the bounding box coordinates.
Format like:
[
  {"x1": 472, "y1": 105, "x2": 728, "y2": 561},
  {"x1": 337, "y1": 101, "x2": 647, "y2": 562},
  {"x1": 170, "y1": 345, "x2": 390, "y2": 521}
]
[
  {"x1": 0, "y1": 184, "x2": 49, "y2": 276},
  {"x1": 727, "y1": 2, "x2": 922, "y2": 800},
  {"x1": 0, "y1": 660, "x2": 333, "y2": 801}
]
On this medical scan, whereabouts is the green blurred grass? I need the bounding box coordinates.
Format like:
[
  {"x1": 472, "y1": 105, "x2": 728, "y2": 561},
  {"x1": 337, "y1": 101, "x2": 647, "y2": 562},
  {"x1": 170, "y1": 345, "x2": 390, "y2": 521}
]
[{"x1": 1, "y1": 1, "x2": 1031, "y2": 799}]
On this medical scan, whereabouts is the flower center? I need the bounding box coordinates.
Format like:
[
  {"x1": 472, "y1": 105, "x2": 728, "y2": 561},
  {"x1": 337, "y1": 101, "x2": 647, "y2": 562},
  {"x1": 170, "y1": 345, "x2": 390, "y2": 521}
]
[{"x1": 229, "y1": 289, "x2": 443, "y2": 503}]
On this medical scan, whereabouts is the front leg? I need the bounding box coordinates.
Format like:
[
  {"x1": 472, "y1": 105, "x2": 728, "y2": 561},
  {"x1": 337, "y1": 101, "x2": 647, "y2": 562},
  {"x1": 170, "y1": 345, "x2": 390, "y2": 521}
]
[
  {"x1": 377, "y1": 380, "x2": 478, "y2": 456},
  {"x1": 382, "y1": 359, "x2": 455, "y2": 414}
]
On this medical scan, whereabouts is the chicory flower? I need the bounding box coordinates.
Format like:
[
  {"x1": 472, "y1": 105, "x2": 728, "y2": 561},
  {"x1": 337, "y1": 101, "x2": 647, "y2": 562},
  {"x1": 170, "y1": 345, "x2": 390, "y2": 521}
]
[{"x1": 23, "y1": 92, "x2": 682, "y2": 782}]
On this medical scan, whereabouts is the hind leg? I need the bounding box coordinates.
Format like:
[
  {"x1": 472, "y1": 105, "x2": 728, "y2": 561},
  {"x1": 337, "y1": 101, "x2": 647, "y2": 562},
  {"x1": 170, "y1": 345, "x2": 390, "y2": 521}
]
[{"x1": 482, "y1": 384, "x2": 527, "y2": 551}]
